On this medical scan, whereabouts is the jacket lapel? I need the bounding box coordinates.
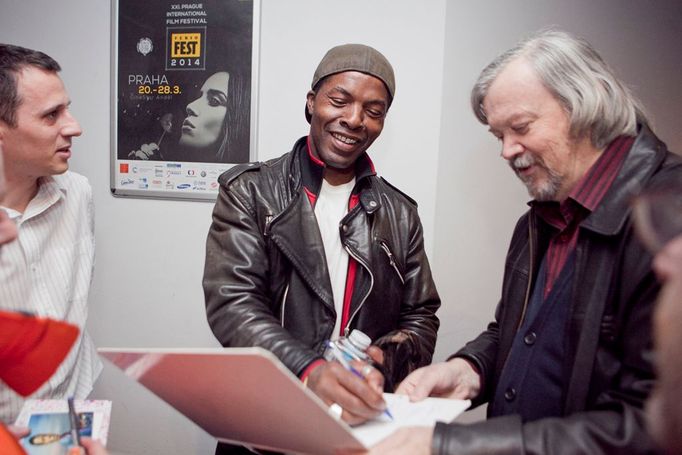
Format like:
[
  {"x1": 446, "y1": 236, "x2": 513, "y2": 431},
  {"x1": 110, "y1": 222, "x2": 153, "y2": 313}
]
[
  {"x1": 268, "y1": 188, "x2": 335, "y2": 310},
  {"x1": 581, "y1": 124, "x2": 667, "y2": 236}
]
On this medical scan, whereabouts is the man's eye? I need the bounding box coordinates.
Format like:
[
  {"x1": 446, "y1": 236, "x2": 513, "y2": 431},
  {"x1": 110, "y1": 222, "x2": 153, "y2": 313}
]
[
  {"x1": 367, "y1": 109, "x2": 385, "y2": 119},
  {"x1": 329, "y1": 98, "x2": 346, "y2": 107},
  {"x1": 512, "y1": 124, "x2": 529, "y2": 134},
  {"x1": 45, "y1": 111, "x2": 58, "y2": 120}
]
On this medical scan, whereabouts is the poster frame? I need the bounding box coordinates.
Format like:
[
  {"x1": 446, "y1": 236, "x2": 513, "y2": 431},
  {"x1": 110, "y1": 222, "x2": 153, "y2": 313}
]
[{"x1": 110, "y1": 0, "x2": 260, "y2": 201}]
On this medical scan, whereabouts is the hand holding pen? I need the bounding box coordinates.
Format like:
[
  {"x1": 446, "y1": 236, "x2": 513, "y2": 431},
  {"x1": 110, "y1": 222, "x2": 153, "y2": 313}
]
[
  {"x1": 325, "y1": 341, "x2": 394, "y2": 420},
  {"x1": 306, "y1": 349, "x2": 388, "y2": 425}
]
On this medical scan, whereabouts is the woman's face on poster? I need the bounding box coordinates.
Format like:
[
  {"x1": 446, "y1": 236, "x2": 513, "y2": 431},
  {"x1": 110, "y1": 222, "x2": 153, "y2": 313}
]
[{"x1": 179, "y1": 71, "x2": 229, "y2": 149}]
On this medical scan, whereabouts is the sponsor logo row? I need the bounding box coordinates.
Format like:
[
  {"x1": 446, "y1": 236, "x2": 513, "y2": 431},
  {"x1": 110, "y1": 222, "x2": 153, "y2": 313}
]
[
  {"x1": 120, "y1": 177, "x2": 219, "y2": 191},
  {"x1": 118, "y1": 161, "x2": 224, "y2": 192}
]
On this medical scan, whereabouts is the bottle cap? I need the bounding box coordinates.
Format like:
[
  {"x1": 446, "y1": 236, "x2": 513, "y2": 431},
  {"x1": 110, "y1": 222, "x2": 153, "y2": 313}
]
[{"x1": 348, "y1": 329, "x2": 371, "y2": 351}]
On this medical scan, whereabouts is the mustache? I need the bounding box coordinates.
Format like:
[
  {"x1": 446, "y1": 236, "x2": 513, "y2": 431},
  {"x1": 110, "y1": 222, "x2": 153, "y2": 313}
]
[{"x1": 509, "y1": 152, "x2": 537, "y2": 173}]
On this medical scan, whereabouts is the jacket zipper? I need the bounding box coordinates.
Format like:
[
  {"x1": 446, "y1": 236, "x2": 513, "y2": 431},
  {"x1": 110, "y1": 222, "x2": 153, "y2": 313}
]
[
  {"x1": 263, "y1": 214, "x2": 273, "y2": 237},
  {"x1": 279, "y1": 283, "x2": 289, "y2": 327},
  {"x1": 517, "y1": 214, "x2": 536, "y2": 330},
  {"x1": 379, "y1": 240, "x2": 405, "y2": 284},
  {"x1": 343, "y1": 244, "x2": 374, "y2": 335}
]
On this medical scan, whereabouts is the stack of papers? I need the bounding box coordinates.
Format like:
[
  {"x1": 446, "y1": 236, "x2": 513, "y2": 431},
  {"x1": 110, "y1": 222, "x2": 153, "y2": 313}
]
[{"x1": 352, "y1": 394, "x2": 470, "y2": 447}]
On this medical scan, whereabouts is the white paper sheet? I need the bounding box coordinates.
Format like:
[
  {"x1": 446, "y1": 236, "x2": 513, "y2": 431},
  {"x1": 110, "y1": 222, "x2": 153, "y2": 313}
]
[{"x1": 351, "y1": 393, "x2": 470, "y2": 447}]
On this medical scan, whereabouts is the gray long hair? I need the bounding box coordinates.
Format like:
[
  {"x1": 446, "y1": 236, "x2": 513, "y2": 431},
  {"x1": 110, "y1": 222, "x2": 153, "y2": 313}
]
[{"x1": 471, "y1": 29, "x2": 647, "y2": 149}]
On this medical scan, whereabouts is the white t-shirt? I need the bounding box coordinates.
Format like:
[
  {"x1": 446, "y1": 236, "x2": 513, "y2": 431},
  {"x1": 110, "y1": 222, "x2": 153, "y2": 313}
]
[{"x1": 314, "y1": 178, "x2": 355, "y2": 339}]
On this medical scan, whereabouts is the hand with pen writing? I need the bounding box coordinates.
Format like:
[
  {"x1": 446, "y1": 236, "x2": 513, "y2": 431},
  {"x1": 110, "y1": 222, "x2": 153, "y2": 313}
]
[{"x1": 306, "y1": 358, "x2": 386, "y2": 425}]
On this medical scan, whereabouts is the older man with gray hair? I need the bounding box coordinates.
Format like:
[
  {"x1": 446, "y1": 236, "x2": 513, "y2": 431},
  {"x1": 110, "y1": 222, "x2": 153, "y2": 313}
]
[{"x1": 366, "y1": 29, "x2": 682, "y2": 454}]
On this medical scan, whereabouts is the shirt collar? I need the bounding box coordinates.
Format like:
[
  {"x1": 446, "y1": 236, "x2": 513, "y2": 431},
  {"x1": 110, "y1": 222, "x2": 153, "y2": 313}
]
[
  {"x1": 300, "y1": 135, "x2": 376, "y2": 198},
  {"x1": 532, "y1": 135, "x2": 634, "y2": 229},
  {"x1": 19, "y1": 176, "x2": 65, "y2": 224}
]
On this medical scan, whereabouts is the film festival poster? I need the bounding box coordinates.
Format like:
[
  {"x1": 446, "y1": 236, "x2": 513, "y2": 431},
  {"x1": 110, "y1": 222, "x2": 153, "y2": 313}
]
[{"x1": 114, "y1": 0, "x2": 254, "y2": 199}]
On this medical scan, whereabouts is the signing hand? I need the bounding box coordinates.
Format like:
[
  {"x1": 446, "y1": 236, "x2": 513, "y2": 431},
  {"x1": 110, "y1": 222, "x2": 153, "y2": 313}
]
[
  {"x1": 396, "y1": 358, "x2": 481, "y2": 402},
  {"x1": 307, "y1": 361, "x2": 386, "y2": 425}
]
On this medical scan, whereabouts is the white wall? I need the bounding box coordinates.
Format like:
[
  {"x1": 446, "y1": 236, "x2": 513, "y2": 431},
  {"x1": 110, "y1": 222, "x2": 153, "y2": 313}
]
[{"x1": 2, "y1": 0, "x2": 682, "y2": 453}]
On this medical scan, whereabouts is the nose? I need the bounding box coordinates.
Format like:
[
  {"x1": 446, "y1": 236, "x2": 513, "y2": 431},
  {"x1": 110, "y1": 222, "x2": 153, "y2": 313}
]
[
  {"x1": 62, "y1": 111, "x2": 82, "y2": 137},
  {"x1": 186, "y1": 100, "x2": 199, "y2": 117},
  {"x1": 340, "y1": 104, "x2": 364, "y2": 130},
  {"x1": 500, "y1": 136, "x2": 524, "y2": 161}
]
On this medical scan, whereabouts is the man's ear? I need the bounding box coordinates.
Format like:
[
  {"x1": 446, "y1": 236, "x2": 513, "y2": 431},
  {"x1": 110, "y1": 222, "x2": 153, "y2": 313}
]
[{"x1": 306, "y1": 90, "x2": 316, "y2": 117}]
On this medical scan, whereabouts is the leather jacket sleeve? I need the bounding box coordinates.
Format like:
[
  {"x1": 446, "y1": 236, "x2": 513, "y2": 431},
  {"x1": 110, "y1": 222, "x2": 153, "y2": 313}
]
[
  {"x1": 203, "y1": 181, "x2": 322, "y2": 376},
  {"x1": 432, "y1": 405, "x2": 656, "y2": 455}
]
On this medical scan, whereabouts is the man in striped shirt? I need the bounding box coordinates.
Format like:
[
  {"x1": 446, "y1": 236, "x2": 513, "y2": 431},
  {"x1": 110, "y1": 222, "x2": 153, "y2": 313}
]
[{"x1": 0, "y1": 44, "x2": 101, "y2": 423}]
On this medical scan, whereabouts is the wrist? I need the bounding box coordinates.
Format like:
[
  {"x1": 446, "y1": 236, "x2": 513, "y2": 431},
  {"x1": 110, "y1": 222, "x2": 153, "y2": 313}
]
[
  {"x1": 448, "y1": 357, "x2": 482, "y2": 397},
  {"x1": 300, "y1": 359, "x2": 326, "y2": 386}
]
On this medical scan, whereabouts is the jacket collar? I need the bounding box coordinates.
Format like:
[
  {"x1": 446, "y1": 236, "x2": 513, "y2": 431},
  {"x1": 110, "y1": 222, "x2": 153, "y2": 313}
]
[
  {"x1": 580, "y1": 124, "x2": 668, "y2": 236},
  {"x1": 289, "y1": 136, "x2": 381, "y2": 214},
  {"x1": 296, "y1": 136, "x2": 377, "y2": 197}
]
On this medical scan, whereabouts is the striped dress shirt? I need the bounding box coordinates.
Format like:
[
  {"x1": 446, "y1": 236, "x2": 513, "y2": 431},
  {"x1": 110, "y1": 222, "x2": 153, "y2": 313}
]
[
  {"x1": 0, "y1": 171, "x2": 102, "y2": 423},
  {"x1": 533, "y1": 135, "x2": 634, "y2": 298}
]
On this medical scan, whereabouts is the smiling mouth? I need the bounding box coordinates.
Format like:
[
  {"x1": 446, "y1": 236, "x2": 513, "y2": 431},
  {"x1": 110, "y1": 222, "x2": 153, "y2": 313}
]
[{"x1": 331, "y1": 132, "x2": 360, "y2": 145}]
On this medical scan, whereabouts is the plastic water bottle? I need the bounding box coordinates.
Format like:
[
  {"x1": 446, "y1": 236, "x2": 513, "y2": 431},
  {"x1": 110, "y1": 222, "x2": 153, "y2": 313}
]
[
  {"x1": 323, "y1": 329, "x2": 394, "y2": 419},
  {"x1": 324, "y1": 329, "x2": 372, "y2": 363}
]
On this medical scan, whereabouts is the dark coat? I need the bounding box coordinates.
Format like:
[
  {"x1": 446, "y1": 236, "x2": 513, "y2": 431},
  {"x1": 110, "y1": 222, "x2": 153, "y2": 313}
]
[
  {"x1": 203, "y1": 137, "x2": 440, "y2": 386},
  {"x1": 433, "y1": 125, "x2": 682, "y2": 454}
]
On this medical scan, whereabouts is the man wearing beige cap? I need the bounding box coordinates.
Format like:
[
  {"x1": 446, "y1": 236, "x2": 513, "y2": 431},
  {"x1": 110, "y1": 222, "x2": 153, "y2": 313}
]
[{"x1": 203, "y1": 43, "x2": 440, "y2": 440}]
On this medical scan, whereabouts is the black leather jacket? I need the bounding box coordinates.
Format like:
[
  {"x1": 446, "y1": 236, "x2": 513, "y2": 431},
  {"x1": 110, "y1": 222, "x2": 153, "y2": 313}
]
[
  {"x1": 433, "y1": 125, "x2": 682, "y2": 454},
  {"x1": 203, "y1": 137, "x2": 440, "y2": 386}
]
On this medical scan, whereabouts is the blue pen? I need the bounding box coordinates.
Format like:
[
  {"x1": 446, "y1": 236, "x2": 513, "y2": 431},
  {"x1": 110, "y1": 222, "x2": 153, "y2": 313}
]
[{"x1": 326, "y1": 341, "x2": 394, "y2": 420}]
